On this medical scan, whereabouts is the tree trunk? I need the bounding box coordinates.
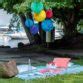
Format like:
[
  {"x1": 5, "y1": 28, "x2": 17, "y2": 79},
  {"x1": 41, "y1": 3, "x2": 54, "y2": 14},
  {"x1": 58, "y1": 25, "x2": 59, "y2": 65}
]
[
  {"x1": 39, "y1": 22, "x2": 46, "y2": 44},
  {"x1": 63, "y1": 3, "x2": 80, "y2": 38},
  {"x1": 64, "y1": 23, "x2": 78, "y2": 38},
  {"x1": 19, "y1": 13, "x2": 43, "y2": 45},
  {"x1": 33, "y1": 33, "x2": 42, "y2": 44},
  {"x1": 19, "y1": 13, "x2": 34, "y2": 44}
]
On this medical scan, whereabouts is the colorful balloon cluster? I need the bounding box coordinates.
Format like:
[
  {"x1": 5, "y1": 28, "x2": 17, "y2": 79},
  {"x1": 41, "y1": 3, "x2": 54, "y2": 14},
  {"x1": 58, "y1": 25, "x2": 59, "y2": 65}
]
[
  {"x1": 25, "y1": 1, "x2": 54, "y2": 34},
  {"x1": 25, "y1": 19, "x2": 39, "y2": 35}
]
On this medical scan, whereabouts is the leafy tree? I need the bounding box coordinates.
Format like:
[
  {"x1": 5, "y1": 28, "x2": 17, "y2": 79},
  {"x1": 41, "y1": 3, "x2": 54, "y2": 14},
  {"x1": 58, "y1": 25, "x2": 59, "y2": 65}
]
[
  {"x1": 0, "y1": 0, "x2": 83, "y2": 47},
  {"x1": 0, "y1": 0, "x2": 34, "y2": 44},
  {"x1": 44, "y1": 0, "x2": 83, "y2": 48},
  {"x1": 9, "y1": 14, "x2": 20, "y2": 32}
]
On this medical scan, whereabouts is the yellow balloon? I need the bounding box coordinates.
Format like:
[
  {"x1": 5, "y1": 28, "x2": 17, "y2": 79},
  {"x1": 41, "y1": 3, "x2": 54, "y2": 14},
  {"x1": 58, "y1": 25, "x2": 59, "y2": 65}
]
[{"x1": 33, "y1": 10, "x2": 46, "y2": 22}]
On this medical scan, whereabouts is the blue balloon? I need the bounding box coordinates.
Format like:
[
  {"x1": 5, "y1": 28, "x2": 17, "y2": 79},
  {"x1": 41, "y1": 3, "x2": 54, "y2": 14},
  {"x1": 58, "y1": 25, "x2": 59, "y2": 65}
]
[
  {"x1": 30, "y1": 24, "x2": 39, "y2": 35},
  {"x1": 41, "y1": 19, "x2": 54, "y2": 32},
  {"x1": 25, "y1": 19, "x2": 34, "y2": 28}
]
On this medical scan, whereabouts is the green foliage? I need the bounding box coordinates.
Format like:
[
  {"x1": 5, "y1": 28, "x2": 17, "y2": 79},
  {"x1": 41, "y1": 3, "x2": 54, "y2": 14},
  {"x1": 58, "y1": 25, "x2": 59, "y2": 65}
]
[
  {"x1": 1, "y1": 0, "x2": 82, "y2": 14},
  {"x1": 2, "y1": 0, "x2": 25, "y2": 13},
  {"x1": 44, "y1": 2, "x2": 74, "y2": 9},
  {"x1": 0, "y1": 72, "x2": 83, "y2": 83},
  {"x1": 0, "y1": 0, "x2": 82, "y2": 16},
  {"x1": 9, "y1": 14, "x2": 21, "y2": 31},
  {"x1": 77, "y1": 19, "x2": 83, "y2": 33},
  {"x1": 0, "y1": 0, "x2": 3, "y2": 8},
  {"x1": 13, "y1": 0, "x2": 32, "y2": 14}
]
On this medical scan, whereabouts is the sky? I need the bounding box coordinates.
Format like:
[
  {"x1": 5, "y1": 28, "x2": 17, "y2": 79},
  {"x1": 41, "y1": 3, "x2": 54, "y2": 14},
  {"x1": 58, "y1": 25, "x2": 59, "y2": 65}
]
[{"x1": 0, "y1": 9, "x2": 12, "y2": 26}]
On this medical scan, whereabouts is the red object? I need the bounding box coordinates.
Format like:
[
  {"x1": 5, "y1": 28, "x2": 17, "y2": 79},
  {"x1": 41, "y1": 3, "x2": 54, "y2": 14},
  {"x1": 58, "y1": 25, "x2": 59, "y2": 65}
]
[
  {"x1": 39, "y1": 69, "x2": 49, "y2": 74},
  {"x1": 46, "y1": 10, "x2": 53, "y2": 18},
  {"x1": 53, "y1": 58, "x2": 71, "y2": 68},
  {"x1": 48, "y1": 61, "x2": 54, "y2": 65}
]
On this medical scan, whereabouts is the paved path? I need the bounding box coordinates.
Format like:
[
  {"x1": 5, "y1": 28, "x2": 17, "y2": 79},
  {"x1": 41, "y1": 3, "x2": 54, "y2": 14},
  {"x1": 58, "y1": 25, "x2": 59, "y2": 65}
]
[
  {"x1": 0, "y1": 48, "x2": 55, "y2": 65},
  {"x1": 47, "y1": 49, "x2": 83, "y2": 58},
  {"x1": 0, "y1": 48, "x2": 83, "y2": 65}
]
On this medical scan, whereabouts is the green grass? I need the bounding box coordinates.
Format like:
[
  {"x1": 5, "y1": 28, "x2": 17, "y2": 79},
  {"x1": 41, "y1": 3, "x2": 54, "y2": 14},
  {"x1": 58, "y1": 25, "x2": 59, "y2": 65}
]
[
  {"x1": 72, "y1": 59, "x2": 83, "y2": 65},
  {"x1": 0, "y1": 73, "x2": 83, "y2": 83},
  {"x1": 0, "y1": 59, "x2": 83, "y2": 83}
]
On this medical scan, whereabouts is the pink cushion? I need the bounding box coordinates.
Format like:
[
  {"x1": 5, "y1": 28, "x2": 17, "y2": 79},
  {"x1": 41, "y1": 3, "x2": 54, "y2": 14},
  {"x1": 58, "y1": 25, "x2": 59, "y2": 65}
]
[
  {"x1": 53, "y1": 58, "x2": 71, "y2": 68},
  {"x1": 39, "y1": 69, "x2": 49, "y2": 74}
]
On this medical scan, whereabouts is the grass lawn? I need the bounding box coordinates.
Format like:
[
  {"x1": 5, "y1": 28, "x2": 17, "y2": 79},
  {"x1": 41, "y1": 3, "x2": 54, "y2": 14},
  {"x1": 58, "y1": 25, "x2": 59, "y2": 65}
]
[{"x1": 0, "y1": 59, "x2": 83, "y2": 83}]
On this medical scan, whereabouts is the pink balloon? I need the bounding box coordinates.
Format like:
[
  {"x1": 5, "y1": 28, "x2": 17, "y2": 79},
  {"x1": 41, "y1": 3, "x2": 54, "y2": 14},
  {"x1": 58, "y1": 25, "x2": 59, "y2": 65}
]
[{"x1": 46, "y1": 10, "x2": 53, "y2": 18}]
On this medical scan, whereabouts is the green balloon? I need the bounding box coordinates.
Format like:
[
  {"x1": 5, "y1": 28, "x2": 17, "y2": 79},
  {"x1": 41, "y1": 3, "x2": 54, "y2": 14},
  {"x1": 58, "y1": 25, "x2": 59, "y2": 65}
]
[{"x1": 31, "y1": 2, "x2": 44, "y2": 14}]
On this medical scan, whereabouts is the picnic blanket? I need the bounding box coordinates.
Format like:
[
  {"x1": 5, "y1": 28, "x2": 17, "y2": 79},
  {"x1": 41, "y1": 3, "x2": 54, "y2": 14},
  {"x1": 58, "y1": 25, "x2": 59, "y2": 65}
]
[{"x1": 16, "y1": 64, "x2": 83, "y2": 80}]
